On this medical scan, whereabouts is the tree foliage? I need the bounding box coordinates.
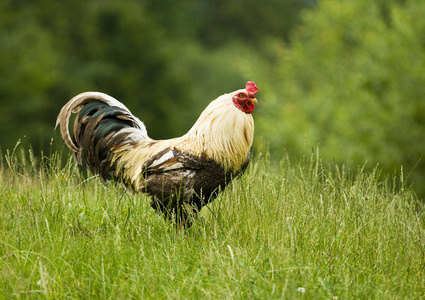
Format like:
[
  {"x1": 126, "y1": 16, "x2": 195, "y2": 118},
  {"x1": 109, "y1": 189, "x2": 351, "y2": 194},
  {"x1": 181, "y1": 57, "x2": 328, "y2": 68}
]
[{"x1": 258, "y1": 0, "x2": 425, "y2": 196}]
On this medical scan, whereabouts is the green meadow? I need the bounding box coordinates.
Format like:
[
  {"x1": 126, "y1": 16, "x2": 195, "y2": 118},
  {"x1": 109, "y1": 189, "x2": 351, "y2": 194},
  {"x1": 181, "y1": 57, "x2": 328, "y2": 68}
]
[{"x1": 1, "y1": 146, "x2": 424, "y2": 299}]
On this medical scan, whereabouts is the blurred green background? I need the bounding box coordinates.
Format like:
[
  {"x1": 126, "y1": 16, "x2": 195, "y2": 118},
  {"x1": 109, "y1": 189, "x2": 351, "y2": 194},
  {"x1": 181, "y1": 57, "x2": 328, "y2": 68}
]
[{"x1": 0, "y1": 0, "x2": 424, "y2": 197}]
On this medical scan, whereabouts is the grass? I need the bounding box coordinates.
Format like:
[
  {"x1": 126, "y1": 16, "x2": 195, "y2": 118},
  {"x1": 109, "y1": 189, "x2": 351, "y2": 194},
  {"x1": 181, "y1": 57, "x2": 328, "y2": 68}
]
[{"x1": 0, "y1": 145, "x2": 424, "y2": 299}]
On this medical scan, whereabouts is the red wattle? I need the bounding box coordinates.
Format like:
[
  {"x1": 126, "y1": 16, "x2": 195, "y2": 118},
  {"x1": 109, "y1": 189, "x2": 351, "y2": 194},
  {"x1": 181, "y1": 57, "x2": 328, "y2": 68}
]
[{"x1": 233, "y1": 97, "x2": 255, "y2": 114}]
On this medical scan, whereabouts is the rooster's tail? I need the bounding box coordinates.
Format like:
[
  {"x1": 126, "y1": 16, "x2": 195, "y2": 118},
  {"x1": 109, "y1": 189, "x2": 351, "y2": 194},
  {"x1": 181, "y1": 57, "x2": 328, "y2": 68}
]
[{"x1": 55, "y1": 92, "x2": 148, "y2": 179}]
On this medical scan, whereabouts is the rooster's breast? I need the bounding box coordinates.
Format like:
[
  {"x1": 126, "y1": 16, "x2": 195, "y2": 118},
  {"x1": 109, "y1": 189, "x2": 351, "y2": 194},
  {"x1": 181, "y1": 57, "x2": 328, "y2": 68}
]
[{"x1": 143, "y1": 157, "x2": 226, "y2": 210}]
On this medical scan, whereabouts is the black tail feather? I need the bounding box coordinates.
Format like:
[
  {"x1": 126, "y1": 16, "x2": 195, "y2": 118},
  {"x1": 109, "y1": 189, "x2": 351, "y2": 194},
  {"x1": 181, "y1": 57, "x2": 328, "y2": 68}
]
[{"x1": 56, "y1": 92, "x2": 148, "y2": 179}]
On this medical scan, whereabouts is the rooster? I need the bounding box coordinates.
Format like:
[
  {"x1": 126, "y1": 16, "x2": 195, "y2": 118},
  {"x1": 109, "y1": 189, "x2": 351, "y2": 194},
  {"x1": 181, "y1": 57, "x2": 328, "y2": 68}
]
[{"x1": 56, "y1": 81, "x2": 258, "y2": 227}]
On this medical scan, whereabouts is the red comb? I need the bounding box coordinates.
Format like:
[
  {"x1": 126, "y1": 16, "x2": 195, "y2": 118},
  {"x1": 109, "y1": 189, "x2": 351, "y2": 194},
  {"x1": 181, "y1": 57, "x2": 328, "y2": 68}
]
[{"x1": 246, "y1": 81, "x2": 258, "y2": 97}]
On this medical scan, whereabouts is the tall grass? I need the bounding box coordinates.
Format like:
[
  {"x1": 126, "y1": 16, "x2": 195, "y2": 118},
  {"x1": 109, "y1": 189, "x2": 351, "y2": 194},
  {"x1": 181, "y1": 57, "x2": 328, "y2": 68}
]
[{"x1": 0, "y1": 146, "x2": 424, "y2": 299}]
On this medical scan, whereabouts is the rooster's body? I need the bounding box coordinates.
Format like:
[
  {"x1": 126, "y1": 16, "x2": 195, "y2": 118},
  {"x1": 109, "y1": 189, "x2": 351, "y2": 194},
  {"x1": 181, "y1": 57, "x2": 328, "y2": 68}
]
[{"x1": 56, "y1": 82, "x2": 258, "y2": 227}]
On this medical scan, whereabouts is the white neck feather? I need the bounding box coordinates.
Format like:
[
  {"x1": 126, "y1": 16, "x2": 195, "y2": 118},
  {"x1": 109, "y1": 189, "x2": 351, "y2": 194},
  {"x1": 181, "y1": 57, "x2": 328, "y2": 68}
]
[{"x1": 183, "y1": 91, "x2": 254, "y2": 171}]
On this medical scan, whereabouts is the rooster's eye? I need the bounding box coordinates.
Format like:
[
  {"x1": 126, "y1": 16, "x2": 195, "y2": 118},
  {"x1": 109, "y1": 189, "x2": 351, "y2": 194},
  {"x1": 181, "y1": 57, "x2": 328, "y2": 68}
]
[{"x1": 239, "y1": 93, "x2": 244, "y2": 98}]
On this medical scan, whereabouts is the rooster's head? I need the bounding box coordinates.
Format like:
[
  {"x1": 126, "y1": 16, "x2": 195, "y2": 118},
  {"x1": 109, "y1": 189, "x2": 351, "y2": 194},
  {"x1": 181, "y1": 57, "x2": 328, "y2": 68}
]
[{"x1": 232, "y1": 81, "x2": 258, "y2": 114}]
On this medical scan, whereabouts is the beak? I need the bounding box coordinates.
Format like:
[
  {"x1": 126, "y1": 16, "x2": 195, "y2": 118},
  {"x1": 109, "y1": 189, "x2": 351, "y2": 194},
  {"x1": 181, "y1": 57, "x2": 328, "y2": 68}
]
[{"x1": 251, "y1": 98, "x2": 258, "y2": 104}]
